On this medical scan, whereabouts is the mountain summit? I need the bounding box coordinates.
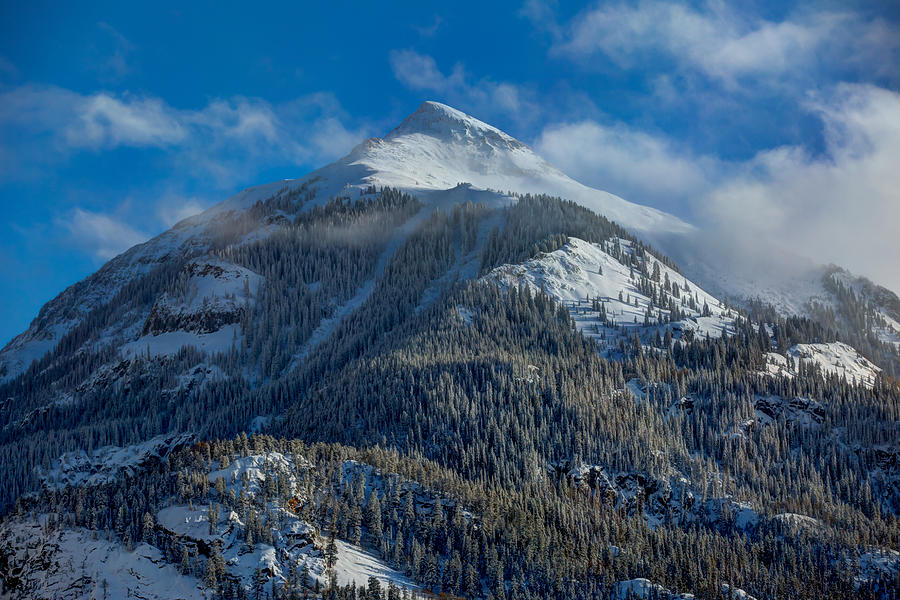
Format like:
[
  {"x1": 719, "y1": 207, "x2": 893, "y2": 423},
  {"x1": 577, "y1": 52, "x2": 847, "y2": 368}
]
[
  {"x1": 385, "y1": 101, "x2": 526, "y2": 146},
  {"x1": 216, "y1": 101, "x2": 693, "y2": 236}
]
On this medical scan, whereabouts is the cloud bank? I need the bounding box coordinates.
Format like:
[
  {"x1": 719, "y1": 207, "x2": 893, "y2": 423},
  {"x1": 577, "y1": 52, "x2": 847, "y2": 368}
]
[{"x1": 536, "y1": 83, "x2": 900, "y2": 293}]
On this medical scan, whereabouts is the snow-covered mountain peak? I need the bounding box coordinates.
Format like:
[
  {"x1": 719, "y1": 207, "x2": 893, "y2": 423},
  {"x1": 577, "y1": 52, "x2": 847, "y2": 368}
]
[
  {"x1": 385, "y1": 100, "x2": 526, "y2": 150},
  {"x1": 209, "y1": 101, "x2": 693, "y2": 237},
  {"x1": 331, "y1": 103, "x2": 694, "y2": 235}
]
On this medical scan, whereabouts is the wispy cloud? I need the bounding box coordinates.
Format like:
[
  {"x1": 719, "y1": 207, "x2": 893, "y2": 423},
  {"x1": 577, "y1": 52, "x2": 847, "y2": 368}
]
[
  {"x1": 59, "y1": 208, "x2": 150, "y2": 261},
  {"x1": 413, "y1": 15, "x2": 443, "y2": 38},
  {"x1": 155, "y1": 194, "x2": 211, "y2": 227},
  {"x1": 700, "y1": 83, "x2": 900, "y2": 292},
  {"x1": 95, "y1": 22, "x2": 135, "y2": 81},
  {"x1": 0, "y1": 85, "x2": 369, "y2": 187},
  {"x1": 519, "y1": 0, "x2": 560, "y2": 37},
  {"x1": 1, "y1": 85, "x2": 370, "y2": 265},
  {"x1": 543, "y1": 2, "x2": 899, "y2": 87},
  {"x1": 389, "y1": 49, "x2": 538, "y2": 126},
  {"x1": 67, "y1": 93, "x2": 187, "y2": 148}
]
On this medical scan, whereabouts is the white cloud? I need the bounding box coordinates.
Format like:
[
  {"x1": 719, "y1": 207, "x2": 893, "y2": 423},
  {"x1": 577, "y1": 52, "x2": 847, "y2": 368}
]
[
  {"x1": 67, "y1": 94, "x2": 186, "y2": 148},
  {"x1": 96, "y1": 22, "x2": 135, "y2": 81},
  {"x1": 60, "y1": 208, "x2": 150, "y2": 260},
  {"x1": 700, "y1": 84, "x2": 900, "y2": 292},
  {"x1": 551, "y1": 2, "x2": 899, "y2": 86},
  {"x1": 519, "y1": 0, "x2": 560, "y2": 36},
  {"x1": 412, "y1": 15, "x2": 444, "y2": 38},
  {"x1": 1, "y1": 86, "x2": 371, "y2": 265},
  {"x1": 535, "y1": 120, "x2": 716, "y2": 212},
  {"x1": 155, "y1": 195, "x2": 211, "y2": 227},
  {"x1": 533, "y1": 83, "x2": 900, "y2": 293},
  {"x1": 389, "y1": 49, "x2": 537, "y2": 125},
  {"x1": 0, "y1": 85, "x2": 368, "y2": 187},
  {"x1": 390, "y1": 50, "x2": 464, "y2": 92}
]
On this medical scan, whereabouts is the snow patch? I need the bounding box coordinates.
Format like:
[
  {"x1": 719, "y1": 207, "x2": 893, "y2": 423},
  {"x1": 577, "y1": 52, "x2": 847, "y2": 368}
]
[
  {"x1": 122, "y1": 323, "x2": 241, "y2": 359},
  {"x1": 788, "y1": 342, "x2": 881, "y2": 388},
  {"x1": 0, "y1": 518, "x2": 205, "y2": 600},
  {"x1": 484, "y1": 237, "x2": 735, "y2": 355},
  {"x1": 333, "y1": 539, "x2": 416, "y2": 590}
]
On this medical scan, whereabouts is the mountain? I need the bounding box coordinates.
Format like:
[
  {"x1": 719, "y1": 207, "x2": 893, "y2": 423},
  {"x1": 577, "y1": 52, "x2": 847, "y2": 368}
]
[
  {"x1": 0, "y1": 101, "x2": 688, "y2": 384},
  {"x1": 1, "y1": 102, "x2": 898, "y2": 599}
]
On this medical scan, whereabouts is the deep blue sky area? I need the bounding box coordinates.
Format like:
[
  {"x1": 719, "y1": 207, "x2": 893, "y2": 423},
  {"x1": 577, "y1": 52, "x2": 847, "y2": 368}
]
[{"x1": 1, "y1": 1, "x2": 899, "y2": 345}]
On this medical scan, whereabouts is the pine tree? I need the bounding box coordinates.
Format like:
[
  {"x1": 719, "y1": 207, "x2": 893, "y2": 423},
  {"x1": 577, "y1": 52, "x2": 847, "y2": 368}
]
[
  {"x1": 301, "y1": 560, "x2": 311, "y2": 589},
  {"x1": 325, "y1": 532, "x2": 339, "y2": 571},
  {"x1": 365, "y1": 492, "x2": 383, "y2": 547},
  {"x1": 141, "y1": 512, "x2": 154, "y2": 544}
]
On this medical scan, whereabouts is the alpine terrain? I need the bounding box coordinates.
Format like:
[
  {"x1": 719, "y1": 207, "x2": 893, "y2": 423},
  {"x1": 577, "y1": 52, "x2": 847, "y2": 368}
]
[{"x1": 1, "y1": 102, "x2": 898, "y2": 599}]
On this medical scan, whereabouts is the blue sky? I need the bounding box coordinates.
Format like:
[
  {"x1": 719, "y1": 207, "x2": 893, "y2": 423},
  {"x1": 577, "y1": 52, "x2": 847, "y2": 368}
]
[{"x1": 1, "y1": 0, "x2": 899, "y2": 345}]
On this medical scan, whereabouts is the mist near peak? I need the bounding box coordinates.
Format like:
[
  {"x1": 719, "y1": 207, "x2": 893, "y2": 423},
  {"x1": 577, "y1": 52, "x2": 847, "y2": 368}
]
[{"x1": 537, "y1": 83, "x2": 900, "y2": 297}]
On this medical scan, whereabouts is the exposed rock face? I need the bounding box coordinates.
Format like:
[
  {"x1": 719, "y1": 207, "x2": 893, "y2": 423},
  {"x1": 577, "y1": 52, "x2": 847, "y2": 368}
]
[{"x1": 142, "y1": 260, "x2": 262, "y2": 336}]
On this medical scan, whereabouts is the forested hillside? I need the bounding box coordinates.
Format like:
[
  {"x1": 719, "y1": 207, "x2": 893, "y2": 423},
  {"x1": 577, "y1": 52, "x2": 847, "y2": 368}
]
[{"x1": 1, "y1": 189, "x2": 898, "y2": 599}]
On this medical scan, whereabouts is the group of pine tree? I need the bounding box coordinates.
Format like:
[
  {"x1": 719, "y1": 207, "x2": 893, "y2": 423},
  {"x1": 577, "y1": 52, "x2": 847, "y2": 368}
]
[{"x1": 0, "y1": 187, "x2": 898, "y2": 598}]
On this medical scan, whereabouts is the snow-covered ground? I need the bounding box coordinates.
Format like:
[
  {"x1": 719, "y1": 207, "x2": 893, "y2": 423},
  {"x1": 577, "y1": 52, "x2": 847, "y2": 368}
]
[
  {"x1": 752, "y1": 394, "x2": 825, "y2": 427},
  {"x1": 854, "y1": 548, "x2": 900, "y2": 586},
  {"x1": 483, "y1": 237, "x2": 736, "y2": 354},
  {"x1": 0, "y1": 519, "x2": 206, "y2": 600},
  {"x1": 16, "y1": 448, "x2": 418, "y2": 599},
  {"x1": 1, "y1": 511, "x2": 414, "y2": 600},
  {"x1": 118, "y1": 259, "x2": 261, "y2": 359},
  {"x1": 207, "y1": 451, "x2": 305, "y2": 496},
  {"x1": 332, "y1": 539, "x2": 416, "y2": 590},
  {"x1": 615, "y1": 578, "x2": 757, "y2": 600},
  {"x1": 772, "y1": 512, "x2": 823, "y2": 532},
  {"x1": 762, "y1": 342, "x2": 882, "y2": 388},
  {"x1": 554, "y1": 460, "x2": 761, "y2": 531},
  {"x1": 122, "y1": 323, "x2": 241, "y2": 359},
  {"x1": 152, "y1": 452, "x2": 414, "y2": 596}
]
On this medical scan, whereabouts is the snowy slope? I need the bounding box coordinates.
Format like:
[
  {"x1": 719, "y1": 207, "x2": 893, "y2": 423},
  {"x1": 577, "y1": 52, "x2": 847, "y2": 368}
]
[
  {"x1": 5, "y1": 447, "x2": 419, "y2": 600},
  {"x1": 0, "y1": 214, "x2": 244, "y2": 382},
  {"x1": 143, "y1": 259, "x2": 262, "y2": 335},
  {"x1": 119, "y1": 258, "x2": 262, "y2": 359},
  {"x1": 686, "y1": 253, "x2": 900, "y2": 353},
  {"x1": 0, "y1": 223, "x2": 200, "y2": 382},
  {"x1": 1, "y1": 513, "x2": 416, "y2": 600},
  {"x1": 0, "y1": 519, "x2": 206, "y2": 600},
  {"x1": 762, "y1": 342, "x2": 882, "y2": 388},
  {"x1": 211, "y1": 101, "x2": 693, "y2": 237},
  {"x1": 483, "y1": 237, "x2": 736, "y2": 353}
]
